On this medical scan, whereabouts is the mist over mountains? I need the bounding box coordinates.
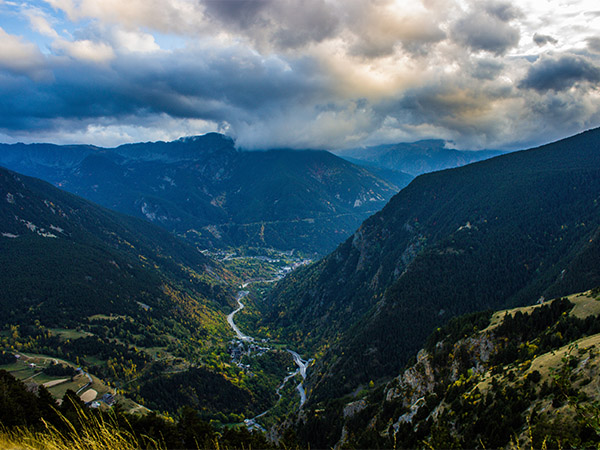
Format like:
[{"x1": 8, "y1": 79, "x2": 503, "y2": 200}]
[{"x1": 335, "y1": 139, "x2": 504, "y2": 176}]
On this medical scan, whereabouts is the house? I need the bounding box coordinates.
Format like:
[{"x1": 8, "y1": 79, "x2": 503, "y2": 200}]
[{"x1": 101, "y1": 393, "x2": 115, "y2": 406}]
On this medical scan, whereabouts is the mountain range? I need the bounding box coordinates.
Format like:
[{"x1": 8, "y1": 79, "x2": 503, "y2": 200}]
[
  {"x1": 0, "y1": 165, "x2": 278, "y2": 418},
  {"x1": 0, "y1": 134, "x2": 403, "y2": 254},
  {"x1": 1, "y1": 128, "x2": 600, "y2": 448}
]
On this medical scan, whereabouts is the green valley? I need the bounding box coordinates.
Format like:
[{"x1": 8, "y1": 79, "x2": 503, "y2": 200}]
[{"x1": 0, "y1": 166, "x2": 310, "y2": 426}]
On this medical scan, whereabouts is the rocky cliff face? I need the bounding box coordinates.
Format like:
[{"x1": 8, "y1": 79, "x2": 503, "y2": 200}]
[{"x1": 313, "y1": 290, "x2": 600, "y2": 449}]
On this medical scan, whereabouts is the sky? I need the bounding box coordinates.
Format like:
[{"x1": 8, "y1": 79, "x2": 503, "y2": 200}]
[{"x1": 0, "y1": 0, "x2": 599, "y2": 150}]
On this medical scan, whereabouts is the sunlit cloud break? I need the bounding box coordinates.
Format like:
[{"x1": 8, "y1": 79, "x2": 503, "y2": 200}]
[{"x1": 0, "y1": 0, "x2": 599, "y2": 149}]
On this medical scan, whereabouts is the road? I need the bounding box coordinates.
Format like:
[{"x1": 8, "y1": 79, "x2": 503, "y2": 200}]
[
  {"x1": 76, "y1": 371, "x2": 93, "y2": 395},
  {"x1": 226, "y1": 290, "x2": 253, "y2": 341}
]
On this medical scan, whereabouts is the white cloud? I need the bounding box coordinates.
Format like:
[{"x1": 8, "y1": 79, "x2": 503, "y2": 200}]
[
  {"x1": 43, "y1": 0, "x2": 207, "y2": 34},
  {"x1": 0, "y1": 27, "x2": 49, "y2": 79},
  {"x1": 0, "y1": 115, "x2": 220, "y2": 147},
  {"x1": 113, "y1": 29, "x2": 160, "y2": 53},
  {"x1": 25, "y1": 10, "x2": 59, "y2": 39},
  {"x1": 53, "y1": 38, "x2": 115, "y2": 63}
]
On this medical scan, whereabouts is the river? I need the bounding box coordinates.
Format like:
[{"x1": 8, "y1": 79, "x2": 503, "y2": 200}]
[
  {"x1": 286, "y1": 350, "x2": 310, "y2": 406},
  {"x1": 227, "y1": 283, "x2": 312, "y2": 423}
]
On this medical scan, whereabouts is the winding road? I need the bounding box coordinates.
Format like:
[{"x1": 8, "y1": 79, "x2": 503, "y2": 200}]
[{"x1": 227, "y1": 290, "x2": 252, "y2": 342}]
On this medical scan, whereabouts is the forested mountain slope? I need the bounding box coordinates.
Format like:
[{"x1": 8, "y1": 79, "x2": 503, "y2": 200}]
[
  {"x1": 0, "y1": 134, "x2": 402, "y2": 254},
  {"x1": 264, "y1": 127, "x2": 600, "y2": 402},
  {"x1": 0, "y1": 166, "x2": 271, "y2": 416},
  {"x1": 0, "y1": 165, "x2": 234, "y2": 324}
]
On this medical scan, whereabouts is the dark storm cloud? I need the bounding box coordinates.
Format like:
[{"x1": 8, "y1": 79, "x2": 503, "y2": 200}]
[
  {"x1": 202, "y1": 0, "x2": 270, "y2": 27},
  {"x1": 0, "y1": 46, "x2": 328, "y2": 135},
  {"x1": 484, "y1": 1, "x2": 521, "y2": 22},
  {"x1": 533, "y1": 33, "x2": 558, "y2": 46},
  {"x1": 519, "y1": 54, "x2": 600, "y2": 92},
  {"x1": 451, "y1": 3, "x2": 520, "y2": 55},
  {"x1": 200, "y1": 0, "x2": 341, "y2": 50},
  {"x1": 471, "y1": 59, "x2": 505, "y2": 80}
]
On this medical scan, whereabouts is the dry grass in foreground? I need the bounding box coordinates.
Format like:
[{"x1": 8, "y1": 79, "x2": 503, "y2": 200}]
[{"x1": 0, "y1": 408, "x2": 165, "y2": 450}]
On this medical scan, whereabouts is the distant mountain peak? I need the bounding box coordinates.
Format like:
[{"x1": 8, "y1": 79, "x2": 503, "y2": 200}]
[
  {"x1": 336, "y1": 139, "x2": 504, "y2": 176},
  {"x1": 0, "y1": 134, "x2": 402, "y2": 253},
  {"x1": 176, "y1": 132, "x2": 234, "y2": 144}
]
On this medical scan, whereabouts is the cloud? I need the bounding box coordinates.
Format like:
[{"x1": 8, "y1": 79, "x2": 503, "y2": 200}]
[
  {"x1": 201, "y1": 0, "x2": 343, "y2": 51},
  {"x1": 484, "y1": 1, "x2": 521, "y2": 22},
  {"x1": 0, "y1": 114, "x2": 219, "y2": 146},
  {"x1": 471, "y1": 58, "x2": 505, "y2": 80},
  {"x1": 0, "y1": 28, "x2": 49, "y2": 80},
  {"x1": 520, "y1": 54, "x2": 600, "y2": 93},
  {"x1": 0, "y1": 42, "x2": 329, "y2": 135},
  {"x1": 451, "y1": 5, "x2": 520, "y2": 55},
  {"x1": 533, "y1": 33, "x2": 558, "y2": 46},
  {"x1": 588, "y1": 36, "x2": 600, "y2": 54},
  {"x1": 391, "y1": 76, "x2": 518, "y2": 145},
  {"x1": 346, "y1": 2, "x2": 446, "y2": 58},
  {"x1": 53, "y1": 38, "x2": 115, "y2": 63},
  {"x1": 43, "y1": 0, "x2": 206, "y2": 35},
  {"x1": 113, "y1": 29, "x2": 160, "y2": 53},
  {"x1": 25, "y1": 10, "x2": 59, "y2": 39},
  {"x1": 0, "y1": 0, "x2": 599, "y2": 151},
  {"x1": 201, "y1": 0, "x2": 271, "y2": 29}
]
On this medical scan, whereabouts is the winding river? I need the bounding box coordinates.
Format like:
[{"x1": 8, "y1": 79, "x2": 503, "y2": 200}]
[
  {"x1": 287, "y1": 350, "x2": 310, "y2": 406},
  {"x1": 227, "y1": 282, "x2": 312, "y2": 421}
]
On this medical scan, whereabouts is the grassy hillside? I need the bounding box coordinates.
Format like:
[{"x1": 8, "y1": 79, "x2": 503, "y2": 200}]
[
  {"x1": 295, "y1": 289, "x2": 600, "y2": 449},
  {"x1": 0, "y1": 368, "x2": 271, "y2": 450}
]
